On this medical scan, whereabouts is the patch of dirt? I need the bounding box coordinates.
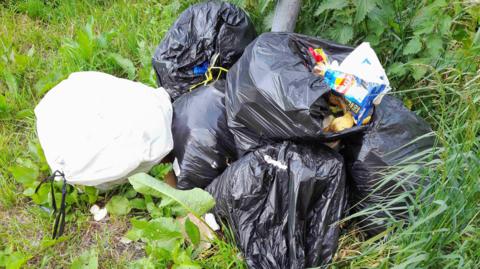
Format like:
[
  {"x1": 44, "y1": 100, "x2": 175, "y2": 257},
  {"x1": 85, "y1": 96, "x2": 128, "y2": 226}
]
[{"x1": 0, "y1": 203, "x2": 145, "y2": 267}]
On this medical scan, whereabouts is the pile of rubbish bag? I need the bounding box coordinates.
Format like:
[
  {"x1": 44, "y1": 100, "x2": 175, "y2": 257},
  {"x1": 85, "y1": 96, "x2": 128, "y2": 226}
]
[{"x1": 34, "y1": 1, "x2": 435, "y2": 268}]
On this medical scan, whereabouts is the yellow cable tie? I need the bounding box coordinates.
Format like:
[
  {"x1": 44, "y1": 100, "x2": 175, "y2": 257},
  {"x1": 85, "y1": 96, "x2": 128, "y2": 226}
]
[{"x1": 188, "y1": 54, "x2": 229, "y2": 91}]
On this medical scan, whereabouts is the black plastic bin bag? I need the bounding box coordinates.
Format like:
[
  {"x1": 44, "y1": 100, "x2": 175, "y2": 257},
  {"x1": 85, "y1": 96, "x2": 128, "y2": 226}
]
[
  {"x1": 206, "y1": 142, "x2": 347, "y2": 268},
  {"x1": 226, "y1": 32, "x2": 367, "y2": 155},
  {"x1": 172, "y1": 80, "x2": 236, "y2": 190},
  {"x1": 342, "y1": 96, "x2": 435, "y2": 236},
  {"x1": 153, "y1": 1, "x2": 256, "y2": 100}
]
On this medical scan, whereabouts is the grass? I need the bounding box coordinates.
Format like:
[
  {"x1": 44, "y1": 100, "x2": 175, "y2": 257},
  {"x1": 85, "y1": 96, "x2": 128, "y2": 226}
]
[
  {"x1": 333, "y1": 70, "x2": 480, "y2": 268},
  {"x1": 1, "y1": 0, "x2": 479, "y2": 268}
]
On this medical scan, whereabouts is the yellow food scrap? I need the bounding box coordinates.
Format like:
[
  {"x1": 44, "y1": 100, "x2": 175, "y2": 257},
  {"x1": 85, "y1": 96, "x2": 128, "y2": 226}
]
[
  {"x1": 330, "y1": 113, "x2": 354, "y2": 132},
  {"x1": 362, "y1": 115, "x2": 372, "y2": 125},
  {"x1": 323, "y1": 115, "x2": 335, "y2": 131}
]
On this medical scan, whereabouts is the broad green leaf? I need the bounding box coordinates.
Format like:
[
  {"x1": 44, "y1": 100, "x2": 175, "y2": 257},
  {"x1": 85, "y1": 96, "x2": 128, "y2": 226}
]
[
  {"x1": 368, "y1": 4, "x2": 394, "y2": 24},
  {"x1": 413, "y1": 20, "x2": 435, "y2": 36},
  {"x1": 131, "y1": 217, "x2": 182, "y2": 242},
  {"x1": 388, "y1": 62, "x2": 407, "y2": 77},
  {"x1": 158, "y1": 196, "x2": 188, "y2": 216},
  {"x1": 125, "y1": 227, "x2": 143, "y2": 241},
  {"x1": 333, "y1": 25, "x2": 354, "y2": 44},
  {"x1": 147, "y1": 237, "x2": 182, "y2": 261},
  {"x1": 97, "y1": 30, "x2": 114, "y2": 49},
  {"x1": 128, "y1": 173, "x2": 215, "y2": 216},
  {"x1": 411, "y1": 4, "x2": 435, "y2": 29},
  {"x1": 9, "y1": 165, "x2": 38, "y2": 185},
  {"x1": 2, "y1": 251, "x2": 30, "y2": 269},
  {"x1": 23, "y1": 187, "x2": 35, "y2": 196},
  {"x1": 76, "y1": 30, "x2": 94, "y2": 61},
  {"x1": 172, "y1": 249, "x2": 201, "y2": 269},
  {"x1": 354, "y1": 0, "x2": 377, "y2": 23},
  {"x1": 408, "y1": 59, "x2": 430, "y2": 81},
  {"x1": 109, "y1": 53, "x2": 136, "y2": 80},
  {"x1": 32, "y1": 183, "x2": 50, "y2": 205},
  {"x1": 143, "y1": 195, "x2": 164, "y2": 217},
  {"x1": 185, "y1": 218, "x2": 200, "y2": 245},
  {"x1": 28, "y1": 142, "x2": 43, "y2": 164},
  {"x1": 314, "y1": 0, "x2": 348, "y2": 16},
  {"x1": 173, "y1": 249, "x2": 194, "y2": 265},
  {"x1": 411, "y1": 65, "x2": 429, "y2": 81},
  {"x1": 412, "y1": 0, "x2": 447, "y2": 35},
  {"x1": 403, "y1": 37, "x2": 422, "y2": 55},
  {"x1": 365, "y1": 34, "x2": 380, "y2": 46},
  {"x1": 129, "y1": 198, "x2": 146, "y2": 210},
  {"x1": 438, "y1": 15, "x2": 452, "y2": 36},
  {"x1": 106, "y1": 195, "x2": 131, "y2": 216},
  {"x1": 66, "y1": 187, "x2": 80, "y2": 205},
  {"x1": 70, "y1": 249, "x2": 98, "y2": 269},
  {"x1": 149, "y1": 163, "x2": 172, "y2": 179},
  {"x1": 128, "y1": 258, "x2": 155, "y2": 269},
  {"x1": 84, "y1": 186, "x2": 99, "y2": 204},
  {"x1": 138, "y1": 67, "x2": 156, "y2": 87},
  {"x1": 426, "y1": 35, "x2": 443, "y2": 59},
  {"x1": 144, "y1": 195, "x2": 155, "y2": 212},
  {"x1": 125, "y1": 187, "x2": 138, "y2": 199},
  {"x1": 3, "y1": 71, "x2": 18, "y2": 93}
]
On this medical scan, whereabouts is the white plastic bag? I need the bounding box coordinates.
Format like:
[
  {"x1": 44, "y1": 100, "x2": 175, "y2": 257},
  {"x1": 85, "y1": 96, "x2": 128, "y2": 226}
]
[{"x1": 35, "y1": 71, "x2": 173, "y2": 189}]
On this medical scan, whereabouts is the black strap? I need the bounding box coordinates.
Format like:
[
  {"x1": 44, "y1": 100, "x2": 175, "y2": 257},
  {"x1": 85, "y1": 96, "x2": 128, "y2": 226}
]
[{"x1": 35, "y1": 170, "x2": 68, "y2": 239}]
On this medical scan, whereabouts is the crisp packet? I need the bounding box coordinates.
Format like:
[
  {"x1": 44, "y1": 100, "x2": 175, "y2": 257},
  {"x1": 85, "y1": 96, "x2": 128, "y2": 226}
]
[
  {"x1": 311, "y1": 43, "x2": 390, "y2": 125},
  {"x1": 338, "y1": 42, "x2": 390, "y2": 105},
  {"x1": 323, "y1": 69, "x2": 385, "y2": 125}
]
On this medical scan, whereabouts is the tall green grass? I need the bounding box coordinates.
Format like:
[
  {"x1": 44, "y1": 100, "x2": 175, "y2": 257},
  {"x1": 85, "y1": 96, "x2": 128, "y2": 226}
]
[{"x1": 332, "y1": 69, "x2": 480, "y2": 268}]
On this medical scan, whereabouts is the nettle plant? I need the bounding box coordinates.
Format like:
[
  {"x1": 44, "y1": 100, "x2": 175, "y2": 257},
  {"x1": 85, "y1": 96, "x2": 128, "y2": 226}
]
[{"x1": 298, "y1": 0, "x2": 478, "y2": 85}]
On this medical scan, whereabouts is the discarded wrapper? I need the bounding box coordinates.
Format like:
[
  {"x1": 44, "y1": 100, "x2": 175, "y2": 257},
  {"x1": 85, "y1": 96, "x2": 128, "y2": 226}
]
[{"x1": 311, "y1": 43, "x2": 390, "y2": 126}]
